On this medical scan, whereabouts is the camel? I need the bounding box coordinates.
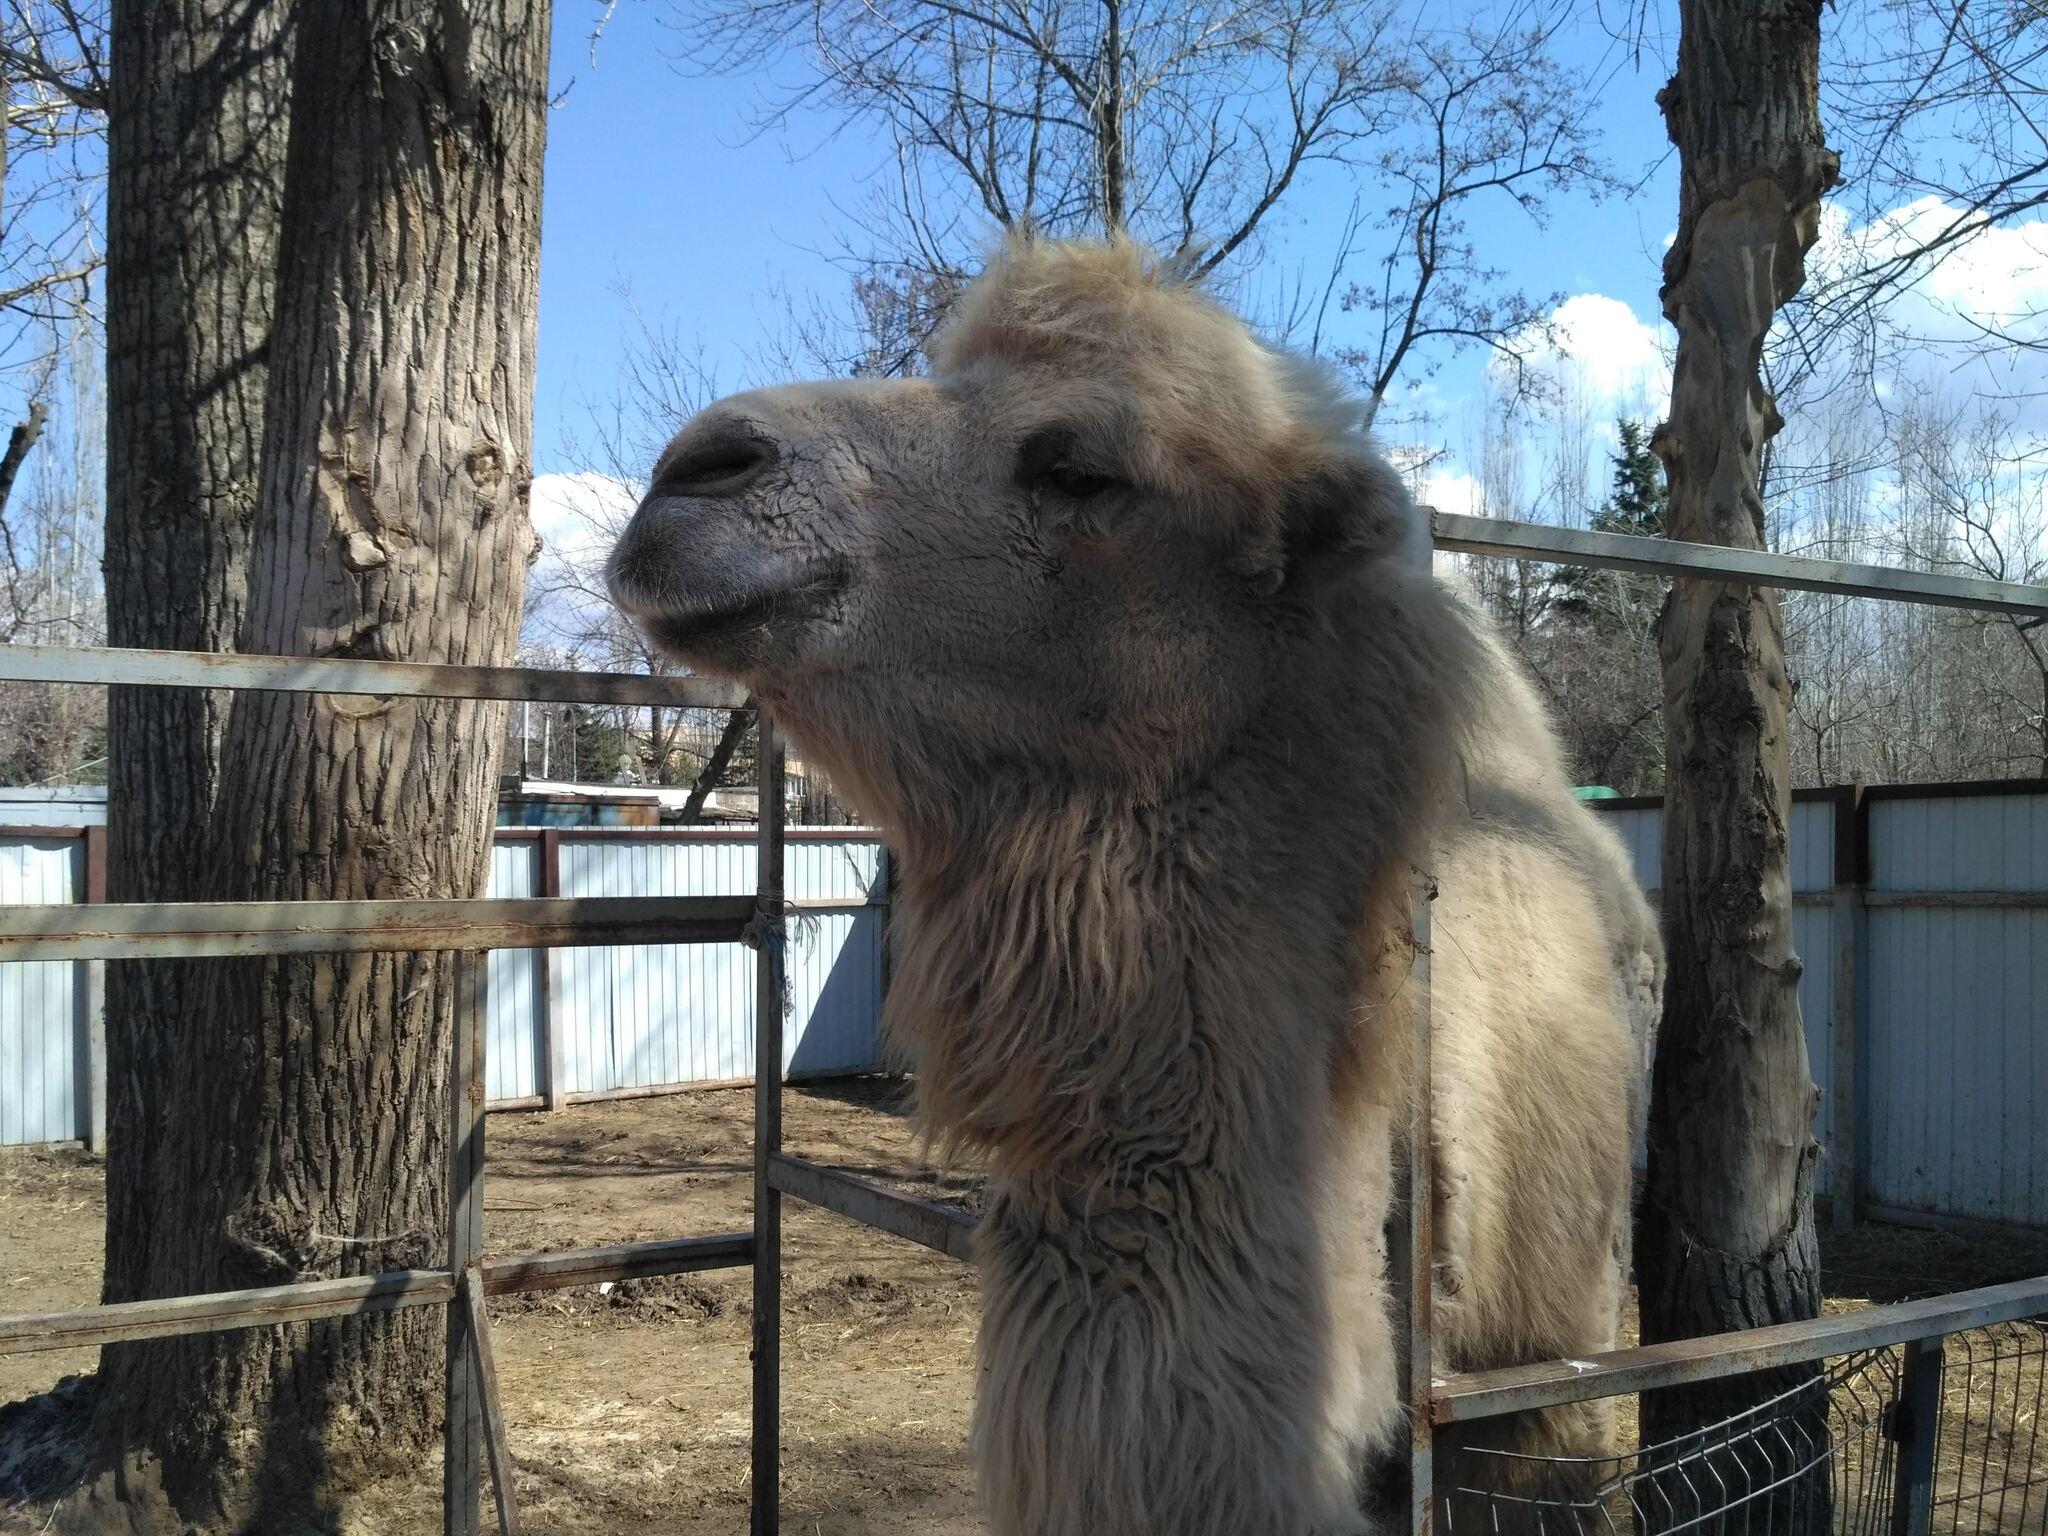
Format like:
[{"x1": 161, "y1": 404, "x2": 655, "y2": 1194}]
[{"x1": 608, "y1": 234, "x2": 1663, "y2": 1535}]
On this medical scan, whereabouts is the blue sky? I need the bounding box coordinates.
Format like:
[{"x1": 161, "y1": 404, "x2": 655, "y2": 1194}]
[{"x1": 530, "y1": 1, "x2": 1687, "y2": 483}]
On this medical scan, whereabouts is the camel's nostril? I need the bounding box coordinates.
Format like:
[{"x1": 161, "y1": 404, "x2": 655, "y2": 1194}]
[{"x1": 653, "y1": 432, "x2": 778, "y2": 497}]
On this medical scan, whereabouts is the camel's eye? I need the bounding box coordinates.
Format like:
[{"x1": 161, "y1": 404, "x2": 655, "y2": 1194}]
[
  {"x1": 1018, "y1": 430, "x2": 1124, "y2": 504},
  {"x1": 1044, "y1": 463, "x2": 1118, "y2": 500}
]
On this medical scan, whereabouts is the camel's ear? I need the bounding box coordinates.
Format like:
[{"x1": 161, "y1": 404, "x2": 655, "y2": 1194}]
[{"x1": 1256, "y1": 448, "x2": 1423, "y2": 595}]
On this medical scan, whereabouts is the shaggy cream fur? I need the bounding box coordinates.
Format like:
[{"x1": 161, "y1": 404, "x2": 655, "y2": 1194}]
[{"x1": 607, "y1": 233, "x2": 1663, "y2": 1534}]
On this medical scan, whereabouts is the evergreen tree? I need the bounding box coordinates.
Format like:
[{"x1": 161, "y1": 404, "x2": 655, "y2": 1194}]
[
  {"x1": 1595, "y1": 418, "x2": 1667, "y2": 538},
  {"x1": 567, "y1": 705, "x2": 628, "y2": 782},
  {"x1": 1550, "y1": 417, "x2": 1667, "y2": 623}
]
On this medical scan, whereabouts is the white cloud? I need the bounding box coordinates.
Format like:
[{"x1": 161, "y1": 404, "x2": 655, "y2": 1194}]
[
  {"x1": 1410, "y1": 196, "x2": 2048, "y2": 545},
  {"x1": 1804, "y1": 197, "x2": 2048, "y2": 423},
  {"x1": 530, "y1": 470, "x2": 639, "y2": 564},
  {"x1": 1544, "y1": 295, "x2": 1672, "y2": 414},
  {"x1": 524, "y1": 470, "x2": 642, "y2": 653},
  {"x1": 1821, "y1": 196, "x2": 2048, "y2": 335},
  {"x1": 1495, "y1": 293, "x2": 1673, "y2": 426},
  {"x1": 1418, "y1": 465, "x2": 1484, "y2": 519}
]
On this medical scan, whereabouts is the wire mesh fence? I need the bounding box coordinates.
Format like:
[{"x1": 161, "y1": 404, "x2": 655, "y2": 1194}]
[
  {"x1": 1931, "y1": 1319, "x2": 2048, "y2": 1534},
  {"x1": 1436, "y1": 1315, "x2": 2048, "y2": 1535}
]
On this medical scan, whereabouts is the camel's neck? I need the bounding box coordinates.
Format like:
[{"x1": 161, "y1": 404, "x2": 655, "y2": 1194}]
[
  {"x1": 887, "y1": 732, "x2": 1413, "y2": 1182},
  {"x1": 875, "y1": 571, "x2": 1476, "y2": 1536},
  {"x1": 891, "y1": 770, "x2": 1422, "y2": 1535}
]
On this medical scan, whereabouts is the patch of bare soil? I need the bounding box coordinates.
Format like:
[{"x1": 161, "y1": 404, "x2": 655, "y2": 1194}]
[
  {"x1": 0, "y1": 1080, "x2": 982, "y2": 1534},
  {"x1": 1, "y1": 1084, "x2": 2044, "y2": 1533}
]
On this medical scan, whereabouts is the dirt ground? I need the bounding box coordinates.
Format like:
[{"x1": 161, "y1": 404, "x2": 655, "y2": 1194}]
[{"x1": 2, "y1": 1080, "x2": 2046, "y2": 1534}]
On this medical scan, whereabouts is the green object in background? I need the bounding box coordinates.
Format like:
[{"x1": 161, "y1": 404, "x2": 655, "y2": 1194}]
[{"x1": 1573, "y1": 785, "x2": 1622, "y2": 801}]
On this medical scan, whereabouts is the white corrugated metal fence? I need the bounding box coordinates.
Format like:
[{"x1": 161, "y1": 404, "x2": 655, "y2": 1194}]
[
  {"x1": 0, "y1": 827, "x2": 892, "y2": 1142},
  {"x1": 6, "y1": 791, "x2": 2047, "y2": 1232}
]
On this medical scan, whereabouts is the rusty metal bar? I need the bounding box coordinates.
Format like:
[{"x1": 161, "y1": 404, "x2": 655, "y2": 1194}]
[
  {"x1": 461, "y1": 1266, "x2": 523, "y2": 1536},
  {"x1": 1430, "y1": 512, "x2": 2048, "y2": 616},
  {"x1": 0, "y1": 1268, "x2": 459, "y2": 1354},
  {"x1": 446, "y1": 953, "x2": 489, "y2": 1536},
  {"x1": 1431, "y1": 1272, "x2": 2048, "y2": 1424},
  {"x1": 0, "y1": 1233, "x2": 755, "y2": 1357},
  {"x1": 751, "y1": 717, "x2": 788, "y2": 1536},
  {"x1": 481, "y1": 1234, "x2": 752, "y2": 1294},
  {"x1": 0, "y1": 894, "x2": 755, "y2": 961},
  {"x1": 766, "y1": 1154, "x2": 978, "y2": 1266},
  {"x1": 0, "y1": 641, "x2": 749, "y2": 708}
]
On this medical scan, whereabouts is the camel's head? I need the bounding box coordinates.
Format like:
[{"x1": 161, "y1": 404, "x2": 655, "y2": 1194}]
[{"x1": 608, "y1": 235, "x2": 1425, "y2": 826}]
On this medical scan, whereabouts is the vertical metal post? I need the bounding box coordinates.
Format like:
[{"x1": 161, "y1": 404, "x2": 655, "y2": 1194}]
[
  {"x1": 1891, "y1": 1335, "x2": 1944, "y2": 1536},
  {"x1": 750, "y1": 711, "x2": 788, "y2": 1536},
  {"x1": 1405, "y1": 873, "x2": 1437, "y2": 1536},
  {"x1": 80, "y1": 824, "x2": 107, "y2": 1152},
  {"x1": 1401, "y1": 506, "x2": 1438, "y2": 1536},
  {"x1": 445, "y1": 949, "x2": 489, "y2": 1536},
  {"x1": 538, "y1": 829, "x2": 565, "y2": 1110},
  {"x1": 1830, "y1": 779, "x2": 1865, "y2": 1231}
]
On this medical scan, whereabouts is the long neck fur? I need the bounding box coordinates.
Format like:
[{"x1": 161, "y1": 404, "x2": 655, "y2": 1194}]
[{"x1": 882, "y1": 563, "x2": 1479, "y2": 1536}]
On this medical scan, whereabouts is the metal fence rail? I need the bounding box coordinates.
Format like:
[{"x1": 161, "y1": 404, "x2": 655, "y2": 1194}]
[
  {"x1": 1429, "y1": 513, "x2": 2048, "y2": 618},
  {"x1": 0, "y1": 651, "x2": 782, "y2": 1536},
  {"x1": 0, "y1": 894, "x2": 755, "y2": 960},
  {"x1": 2, "y1": 514, "x2": 2046, "y2": 1535},
  {"x1": 0, "y1": 642, "x2": 748, "y2": 708},
  {"x1": 1429, "y1": 1275, "x2": 2048, "y2": 1424},
  {"x1": 0, "y1": 1232, "x2": 755, "y2": 1355}
]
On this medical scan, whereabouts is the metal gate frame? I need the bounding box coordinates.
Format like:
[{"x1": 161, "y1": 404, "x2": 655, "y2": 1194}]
[{"x1": 1, "y1": 509, "x2": 2045, "y2": 1534}]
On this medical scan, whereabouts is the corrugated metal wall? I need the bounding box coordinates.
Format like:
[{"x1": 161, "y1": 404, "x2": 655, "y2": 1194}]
[
  {"x1": 0, "y1": 829, "x2": 889, "y2": 1142},
  {"x1": 8, "y1": 796, "x2": 2047, "y2": 1229},
  {"x1": 526, "y1": 833, "x2": 886, "y2": 1101},
  {"x1": 0, "y1": 835, "x2": 82, "y2": 1143},
  {"x1": 1602, "y1": 801, "x2": 1843, "y2": 1197},
  {"x1": 1862, "y1": 795, "x2": 2048, "y2": 1226},
  {"x1": 487, "y1": 839, "x2": 544, "y2": 1104}
]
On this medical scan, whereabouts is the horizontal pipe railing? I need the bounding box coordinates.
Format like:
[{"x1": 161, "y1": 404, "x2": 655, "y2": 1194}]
[
  {"x1": 767, "y1": 1153, "x2": 979, "y2": 1265},
  {"x1": 0, "y1": 1269, "x2": 458, "y2": 1354},
  {"x1": 1430, "y1": 1272, "x2": 2048, "y2": 1424},
  {"x1": 479, "y1": 1233, "x2": 752, "y2": 1296},
  {"x1": 1430, "y1": 513, "x2": 2048, "y2": 617},
  {"x1": 0, "y1": 1231, "x2": 756, "y2": 1356},
  {"x1": 0, "y1": 512, "x2": 2028, "y2": 729},
  {"x1": 0, "y1": 895, "x2": 758, "y2": 961},
  {"x1": 0, "y1": 643, "x2": 749, "y2": 708}
]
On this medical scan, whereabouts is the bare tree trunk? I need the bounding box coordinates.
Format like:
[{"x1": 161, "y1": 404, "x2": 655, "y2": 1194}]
[
  {"x1": 72, "y1": 1, "x2": 549, "y2": 1527},
  {"x1": 680, "y1": 702, "x2": 755, "y2": 822},
  {"x1": 1096, "y1": 0, "x2": 1124, "y2": 231},
  {"x1": 1637, "y1": 1, "x2": 1838, "y2": 1530},
  {"x1": 98, "y1": 0, "x2": 295, "y2": 1331},
  {"x1": 0, "y1": 401, "x2": 47, "y2": 518}
]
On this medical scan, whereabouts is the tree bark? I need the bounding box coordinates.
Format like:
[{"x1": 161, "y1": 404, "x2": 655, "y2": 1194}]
[
  {"x1": 98, "y1": 0, "x2": 296, "y2": 1326},
  {"x1": 0, "y1": 401, "x2": 47, "y2": 520},
  {"x1": 1638, "y1": 1, "x2": 1839, "y2": 1530},
  {"x1": 75, "y1": 1, "x2": 549, "y2": 1526},
  {"x1": 1096, "y1": 0, "x2": 1125, "y2": 232}
]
